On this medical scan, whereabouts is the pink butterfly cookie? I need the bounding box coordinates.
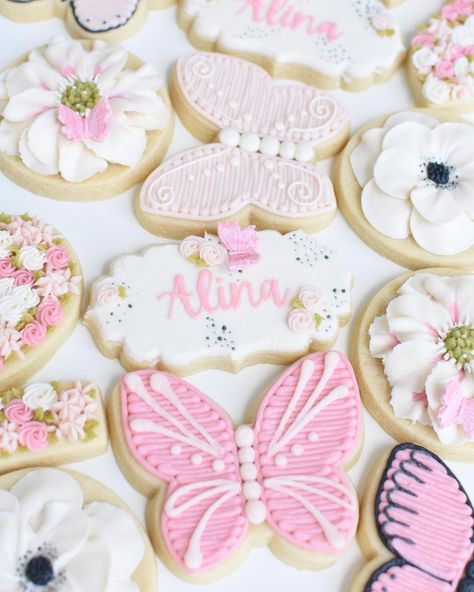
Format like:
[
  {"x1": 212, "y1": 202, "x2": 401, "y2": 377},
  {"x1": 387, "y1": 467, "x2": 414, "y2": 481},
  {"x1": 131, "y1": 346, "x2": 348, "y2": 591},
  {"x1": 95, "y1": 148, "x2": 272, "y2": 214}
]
[
  {"x1": 352, "y1": 443, "x2": 474, "y2": 592},
  {"x1": 137, "y1": 51, "x2": 349, "y2": 238},
  {"x1": 108, "y1": 351, "x2": 362, "y2": 581},
  {"x1": 0, "y1": 0, "x2": 174, "y2": 42}
]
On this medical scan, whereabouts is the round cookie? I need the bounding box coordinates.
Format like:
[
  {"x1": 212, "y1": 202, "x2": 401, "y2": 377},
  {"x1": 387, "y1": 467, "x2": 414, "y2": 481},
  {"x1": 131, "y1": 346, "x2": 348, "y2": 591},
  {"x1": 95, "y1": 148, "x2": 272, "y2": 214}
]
[
  {"x1": 0, "y1": 213, "x2": 83, "y2": 392},
  {"x1": 0, "y1": 0, "x2": 175, "y2": 43},
  {"x1": 352, "y1": 267, "x2": 474, "y2": 461},
  {"x1": 108, "y1": 351, "x2": 362, "y2": 583},
  {"x1": 351, "y1": 443, "x2": 474, "y2": 592},
  {"x1": 335, "y1": 109, "x2": 474, "y2": 270},
  {"x1": 0, "y1": 36, "x2": 174, "y2": 201},
  {"x1": 408, "y1": 1, "x2": 474, "y2": 112},
  {"x1": 0, "y1": 467, "x2": 157, "y2": 591}
]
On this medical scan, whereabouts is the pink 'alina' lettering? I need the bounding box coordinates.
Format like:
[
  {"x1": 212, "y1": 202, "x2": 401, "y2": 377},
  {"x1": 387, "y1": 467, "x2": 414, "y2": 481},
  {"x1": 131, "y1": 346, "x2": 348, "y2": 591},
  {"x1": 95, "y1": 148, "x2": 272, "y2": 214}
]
[
  {"x1": 236, "y1": 0, "x2": 343, "y2": 42},
  {"x1": 158, "y1": 269, "x2": 290, "y2": 319}
]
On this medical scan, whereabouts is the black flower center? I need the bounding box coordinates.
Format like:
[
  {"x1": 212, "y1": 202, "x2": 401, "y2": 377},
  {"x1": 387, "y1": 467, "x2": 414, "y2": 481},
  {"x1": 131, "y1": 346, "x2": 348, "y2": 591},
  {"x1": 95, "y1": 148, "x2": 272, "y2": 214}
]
[
  {"x1": 25, "y1": 555, "x2": 54, "y2": 586},
  {"x1": 427, "y1": 161, "x2": 450, "y2": 186}
]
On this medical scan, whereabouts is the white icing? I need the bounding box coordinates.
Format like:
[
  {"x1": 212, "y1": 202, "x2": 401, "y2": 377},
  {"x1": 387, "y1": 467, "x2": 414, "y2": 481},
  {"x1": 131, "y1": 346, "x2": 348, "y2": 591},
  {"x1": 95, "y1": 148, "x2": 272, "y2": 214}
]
[
  {"x1": 0, "y1": 230, "x2": 13, "y2": 259},
  {"x1": 86, "y1": 230, "x2": 352, "y2": 370},
  {"x1": 17, "y1": 245, "x2": 46, "y2": 271},
  {"x1": 179, "y1": 0, "x2": 404, "y2": 84},
  {"x1": 423, "y1": 74, "x2": 450, "y2": 105},
  {"x1": 0, "y1": 282, "x2": 39, "y2": 326},
  {"x1": 350, "y1": 111, "x2": 474, "y2": 255},
  {"x1": 22, "y1": 382, "x2": 58, "y2": 411}
]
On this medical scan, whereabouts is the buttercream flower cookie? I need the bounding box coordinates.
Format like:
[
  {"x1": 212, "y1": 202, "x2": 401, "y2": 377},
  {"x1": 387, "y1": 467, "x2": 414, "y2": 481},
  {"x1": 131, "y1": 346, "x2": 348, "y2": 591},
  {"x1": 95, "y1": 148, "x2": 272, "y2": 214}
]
[
  {"x1": 176, "y1": 0, "x2": 405, "y2": 91},
  {"x1": 352, "y1": 267, "x2": 474, "y2": 461},
  {"x1": 0, "y1": 0, "x2": 174, "y2": 43},
  {"x1": 0, "y1": 467, "x2": 157, "y2": 590},
  {"x1": 0, "y1": 36, "x2": 173, "y2": 201},
  {"x1": 351, "y1": 443, "x2": 474, "y2": 592},
  {"x1": 408, "y1": 0, "x2": 474, "y2": 112},
  {"x1": 0, "y1": 213, "x2": 82, "y2": 391},
  {"x1": 137, "y1": 52, "x2": 348, "y2": 239},
  {"x1": 85, "y1": 222, "x2": 352, "y2": 375},
  {"x1": 108, "y1": 351, "x2": 362, "y2": 582},
  {"x1": 0, "y1": 380, "x2": 107, "y2": 474},
  {"x1": 336, "y1": 110, "x2": 474, "y2": 269}
]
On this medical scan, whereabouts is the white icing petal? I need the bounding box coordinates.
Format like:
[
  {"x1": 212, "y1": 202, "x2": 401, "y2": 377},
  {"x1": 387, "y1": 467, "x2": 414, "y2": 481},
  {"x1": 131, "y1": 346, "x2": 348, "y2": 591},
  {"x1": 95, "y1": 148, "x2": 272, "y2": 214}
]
[
  {"x1": 411, "y1": 47, "x2": 438, "y2": 76},
  {"x1": 368, "y1": 315, "x2": 394, "y2": 358},
  {"x1": 350, "y1": 128, "x2": 385, "y2": 187},
  {"x1": 17, "y1": 245, "x2": 46, "y2": 270},
  {"x1": 382, "y1": 121, "x2": 433, "y2": 156},
  {"x1": 0, "y1": 120, "x2": 26, "y2": 156},
  {"x1": 84, "y1": 120, "x2": 147, "y2": 167},
  {"x1": 384, "y1": 111, "x2": 439, "y2": 129},
  {"x1": 58, "y1": 138, "x2": 108, "y2": 183},
  {"x1": 383, "y1": 339, "x2": 443, "y2": 393},
  {"x1": 374, "y1": 147, "x2": 421, "y2": 199},
  {"x1": 43, "y1": 36, "x2": 86, "y2": 74},
  {"x1": 361, "y1": 180, "x2": 411, "y2": 239},
  {"x1": 423, "y1": 75, "x2": 450, "y2": 105},
  {"x1": 410, "y1": 209, "x2": 474, "y2": 256},
  {"x1": 5, "y1": 58, "x2": 64, "y2": 98},
  {"x1": 22, "y1": 383, "x2": 58, "y2": 411},
  {"x1": 26, "y1": 109, "x2": 61, "y2": 171},
  {"x1": 19, "y1": 125, "x2": 58, "y2": 176},
  {"x1": 410, "y1": 184, "x2": 463, "y2": 224},
  {"x1": 2, "y1": 89, "x2": 56, "y2": 123},
  {"x1": 453, "y1": 168, "x2": 474, "y2": 216},
  {"x1": 390, "y1": 386, "x2": 430, "y2": 425},
  {"x1": 432, "y1": 123, "x2": 474, "y2": 169}
]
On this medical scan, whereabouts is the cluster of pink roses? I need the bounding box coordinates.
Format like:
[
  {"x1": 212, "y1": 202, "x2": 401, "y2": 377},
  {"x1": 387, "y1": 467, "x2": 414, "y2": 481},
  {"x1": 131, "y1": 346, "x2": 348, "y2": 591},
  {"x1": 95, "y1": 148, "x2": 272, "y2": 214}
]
[
  {"x1": 287, "y1": 287, "x2": 324, "y2": 334},
  {"x1": 0, "y1": 382, "x2": 98, "y2": 455},
  {"x1": 0, "y1": 215, "x2": 81, "y2": 369}
]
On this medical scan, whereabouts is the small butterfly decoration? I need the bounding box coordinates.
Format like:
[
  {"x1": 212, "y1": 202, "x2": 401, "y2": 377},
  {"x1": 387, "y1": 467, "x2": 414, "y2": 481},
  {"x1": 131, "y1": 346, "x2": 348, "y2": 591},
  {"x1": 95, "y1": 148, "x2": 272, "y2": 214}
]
[
  {"x1": 58, "y1": 98, "x2": 110, "y2": 143},
  {"x1": 112, "y1": 351, "x2": 362, "y2": 579},
  {"x1": 217, "y1": 222, "x2": 261, "y2": 271},
  {"x1": 358, "y1": 443, "x2": 474, "y2": 592},
  {"x1": 438, "y1": 380, "x2": 474, "y2": 440}
]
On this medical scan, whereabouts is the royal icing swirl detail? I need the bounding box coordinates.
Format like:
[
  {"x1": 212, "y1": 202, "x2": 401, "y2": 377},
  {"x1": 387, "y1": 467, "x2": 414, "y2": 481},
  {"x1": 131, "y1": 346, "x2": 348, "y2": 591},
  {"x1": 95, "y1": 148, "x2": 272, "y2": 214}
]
[
  {"x1": 362, "y1": 443, "x2": 474, "y2": 592},
  {"x1": 177, "y1": 1, "x2": 404, "y2": 87},
  {"x1": 85, "y1": 230, "x2": 352, "y2": 372},
  {"x1": 350, "y1": 111, "x2": 474, "y2": 256},
  {"x1": 119, "y1": 351, "x2": 361, "y2": 574},
  {"x1": 0, "y1": 213, "x2": 81, "y2": 373},
  {"x1": 411, "y1": 1, "x2": 474, "y2": 107},
  {"x1": 0, "y1": 36, "x2": 168, "y2": 182},
  {"x1": 370, "y1": 272, "x2": 474, "y2": 446}
]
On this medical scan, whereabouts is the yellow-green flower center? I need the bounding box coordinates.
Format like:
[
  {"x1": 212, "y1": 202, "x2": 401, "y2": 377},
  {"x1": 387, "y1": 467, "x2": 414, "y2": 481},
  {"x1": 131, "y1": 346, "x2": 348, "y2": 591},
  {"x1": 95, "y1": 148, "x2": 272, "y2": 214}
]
[
  {"x1": 444, "y1": 326, "x2": 474, "y2": 367},
  {"x1": 61, "y1": 80, "x2": 100, "y2": 114}
]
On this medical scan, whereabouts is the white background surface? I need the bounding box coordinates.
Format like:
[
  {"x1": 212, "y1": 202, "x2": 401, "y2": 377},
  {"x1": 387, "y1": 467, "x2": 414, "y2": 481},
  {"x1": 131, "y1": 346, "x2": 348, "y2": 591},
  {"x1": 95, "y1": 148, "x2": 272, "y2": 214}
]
[{"x1": 0, "y1": 1, "x2": 469, "y2": 591}]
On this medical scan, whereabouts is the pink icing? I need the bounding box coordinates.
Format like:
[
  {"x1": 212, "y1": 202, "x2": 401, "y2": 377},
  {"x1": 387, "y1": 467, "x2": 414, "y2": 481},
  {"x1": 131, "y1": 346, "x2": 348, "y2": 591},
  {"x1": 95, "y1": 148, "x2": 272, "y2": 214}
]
[
  {"x1": 46, "y1": 245, "x2": 70, "y2": 270},
  {"x1": 18, "y1": 421, "x2": 49, "y2": 452},
  {"x1": 158, "y1": 269, "x2": 290, "y2": 319},
  {"x1": 119, "y1": 351, "x2": 361, "y2": 573},
  {"x1": 21, "y1": 321, "x2": 47, "y2": 347},
  {"x1": 0, "y1": 258, "x2": 15, "y2": 278},
  {"x1": 4, "y1": 400, "x2": 33, "y2": 425},
  {"x1": 58, "y1": 98, "x2": 110, "y2": 143},
  {"x1": 236, "y1": 0, "x2": 342, "y2": 42},
  {"x1": 437, "y1": 379, "x2": 474, "y2": 438},
  {"x1": 36, "y1": 296, "x2": 63, "y2": 327},
  {"x1": 13, "y1": 269, "x2": 34, "y2": 286},
  {"x1": 217, "y1": 222, "x2": 260, "y2": 270}
]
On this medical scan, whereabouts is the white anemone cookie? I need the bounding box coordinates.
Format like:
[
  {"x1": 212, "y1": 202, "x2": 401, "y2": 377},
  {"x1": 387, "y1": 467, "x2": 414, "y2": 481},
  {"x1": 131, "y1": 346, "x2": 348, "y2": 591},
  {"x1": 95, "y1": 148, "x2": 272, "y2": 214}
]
[
  {"x1": 0, "y1": 213, "x2": 82, "y2": 391},
  {"x1": 408, "y1": 0, "x2": 474, "y2": 112},
  {"x1": 0, "y1": 0, "x2": 174, "y2": 43},
  {"x1": 336, "y1": 110, "x2": 474, "y2": 270},
  {"x1": 0, "y1": 36, "x2": 173, "y2": 201},
  {"x1": 176, "y1": 0, "x2": 405, "y2": 91},
  {"x1": 352, "y1": 267, "x2": 474, "y2": 461},
  {"x1": 0, "y1": 467, "x2": 156, "y2": 591},
  {"x1": 137, "y1": 51, "x2": 349, "y2": 239}
]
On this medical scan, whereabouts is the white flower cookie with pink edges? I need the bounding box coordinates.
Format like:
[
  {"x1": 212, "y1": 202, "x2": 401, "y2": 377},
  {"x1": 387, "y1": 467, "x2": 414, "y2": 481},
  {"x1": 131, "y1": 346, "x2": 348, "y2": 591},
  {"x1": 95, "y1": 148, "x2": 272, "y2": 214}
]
[
  {"x1": 138, "y1": 51, "x2": 348, "y2": 238},
  {"x1": 85, "y1": 223, "x2": 352, "y2": 374},
  {"x1": 408, "y1": 0, "x2": 474, "y2": 111},
  {"x1": 108, "y1": 350, "x2": 362, "y2": 581},
  {"x1": 0, "y1": 213, "x2": 82, "y2": 392},
  {"x1": 0, "y1": 380, "x2": 107, "y2": 473},
  {"x1": 0, "y1": 36, "x2": 173, "y2": 200},
  {"x1": 176, "y1": 0, "x2": 405, "y2": 90},
  {"x1": 0, "y1": 0, "x2": 174, "y2": 42}
]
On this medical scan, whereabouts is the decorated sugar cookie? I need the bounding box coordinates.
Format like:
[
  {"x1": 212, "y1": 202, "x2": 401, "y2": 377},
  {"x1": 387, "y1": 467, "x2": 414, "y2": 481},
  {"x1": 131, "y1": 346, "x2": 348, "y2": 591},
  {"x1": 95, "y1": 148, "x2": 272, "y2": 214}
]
[
  {"x1": 108, "y1": 351, "x2": 362, "y2": 581},
  {"x1": 351, "y1": 443, "x2": 474, "y2": 592},
  {"x1": 85, "y1": 223, "x2": 352, "y2": 375},
  {"x1": 336, "y1": 110, "x2": 474, "y2": 270},
  {"x1": 408, "y1": 0, "x2": 474, "y2": 112},
  {"x1": 176, "y1": 0, "x2": 405, "y2": 91},
  {"x1": 0, "y1": 467, "x2": 157, "y2": 591},
  {"x1": 0, "y1": 213, "x2": 82, "y2": 391},
  {"x1": 0, "y1": 380, "x2": 107, "y2": 473},
  {"x1": 137, "y1": 52, "x2": 348, "y2": 238},
  {"x1": 352, "y1": 267, "x2": 474, "y2": 461},
  {"x1": 0, "y1": 0, "x2": 174, "y2": 42},
  {"x1": 0, "y1": 36, "x2": 173, "y2": 201}
]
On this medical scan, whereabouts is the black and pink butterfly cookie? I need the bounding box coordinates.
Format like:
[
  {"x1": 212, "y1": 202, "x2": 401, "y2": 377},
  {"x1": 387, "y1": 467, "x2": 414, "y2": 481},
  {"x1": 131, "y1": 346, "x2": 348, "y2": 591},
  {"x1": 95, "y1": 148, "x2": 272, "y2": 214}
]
[{"x1": 352, "y1": 443, "x2": 474, "y2": 592}]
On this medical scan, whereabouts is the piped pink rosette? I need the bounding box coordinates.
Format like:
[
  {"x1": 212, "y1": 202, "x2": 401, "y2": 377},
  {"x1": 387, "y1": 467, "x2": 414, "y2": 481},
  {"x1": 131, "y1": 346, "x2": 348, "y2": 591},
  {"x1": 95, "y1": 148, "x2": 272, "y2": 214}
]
[{"x1": 0, "y1": 214, "x2": 80, "y2": 370}]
